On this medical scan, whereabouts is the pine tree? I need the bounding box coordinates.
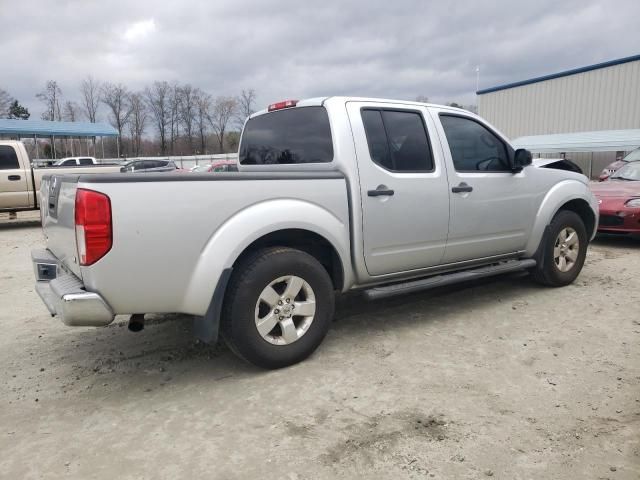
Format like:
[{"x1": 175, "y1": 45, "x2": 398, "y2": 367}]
[{"x1": 7, "y1": 100, "x2": 30, "y2": 120}]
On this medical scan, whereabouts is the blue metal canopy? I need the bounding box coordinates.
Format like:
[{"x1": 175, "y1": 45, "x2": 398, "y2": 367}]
[
  {"x1": 0, "y1": 119, "x2": 118, "y2": 137},
  {"x1": 513, "y1": 129, "x2": 640, "y2": 153}
]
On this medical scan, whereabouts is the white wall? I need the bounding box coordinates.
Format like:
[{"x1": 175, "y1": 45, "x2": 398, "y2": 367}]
[{"x1": 479, "y1": 59, "x2": 640, "y2": 140}]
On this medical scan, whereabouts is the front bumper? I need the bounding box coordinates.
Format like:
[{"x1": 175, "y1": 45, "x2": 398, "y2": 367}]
[
  {"x1": 597, "y1": 208, "x2": 640, "y2": 234},
  {"x1": 31, "y1": 249, "x2": 115, "y2": 327}
]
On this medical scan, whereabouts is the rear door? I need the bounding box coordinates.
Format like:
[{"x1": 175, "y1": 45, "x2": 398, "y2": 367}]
[
  {"x1": 347, "y1": 102, "x2": 450, "y2": 276},
  {"x1": 0, "y1": 145, "x2": 30, "y2": 209},
  {"x1": 433, "y1": 110, "x2": 534, "y2": 263}
]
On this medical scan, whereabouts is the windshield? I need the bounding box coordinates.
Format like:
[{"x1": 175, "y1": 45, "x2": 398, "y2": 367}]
[
  {"x1": 610, "y1": 161, "x2": 640, "y2": 181},
  {"x1": 239, "y1": 106, "x2": 333, "y2": 165},
  {"x1": 623, "y1": 148, "x2": 640, "y2": 162}
]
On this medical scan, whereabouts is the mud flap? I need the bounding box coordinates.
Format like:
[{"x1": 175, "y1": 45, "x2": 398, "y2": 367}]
[
  {"x1": 533, "y1": 225, "x2": 552, "y2": 270},
  {"x1": 193, "y1": 268, "x2": 232, "y2": 344}
]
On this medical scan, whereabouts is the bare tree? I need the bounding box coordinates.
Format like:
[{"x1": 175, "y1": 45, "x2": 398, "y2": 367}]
[
  {"x1": 128, "y1": 93, "x2": 147, "y2": 156},
  {"x1": 235, "y1": 88, "x2": 256, "y2": 128},
  {"x1": 145, "y1": 81, "x2": 170, "y2": 155},
  {"x1": 208, "y1": 96, "x2": 237, "y2": 153},
  {"x1": 179, "y1": 84, "x2": 198, "y2": 154},
  {"x1": 415, "y1": 95, "x2": 429, "y2": 103},
  {"x1": 63, "y1": 101, "x2": 80, "y2": 122},
  {"x1": 101, "y1": 82, "x2": 132, "y2": 155},
  {"x1": 36, "y1": 80, "x2": 63, "y2": 121},
  {"x1": 36, "y1": 81, "x2": 63, "y2": 158},
  {"x1": 194, "y1": 90, "x2": 211, "y2": 154},
  {"x1": 168, "y1": 83, "x2": 181, "y2": 155},
  {"x1": 0, "y1": 88, "x2": 14, "y2": 118},
  {"x1": 80, "y1": 76, "x2": 101, "y2": 123}
]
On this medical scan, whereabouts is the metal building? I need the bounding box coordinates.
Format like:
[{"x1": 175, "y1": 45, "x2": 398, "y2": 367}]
[{"x1": 477, "y1": 54, "x2": 640, "y2": 176}]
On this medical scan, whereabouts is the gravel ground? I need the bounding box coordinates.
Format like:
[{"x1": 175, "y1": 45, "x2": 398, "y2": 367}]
[{"x1": 0, "y1": 211, "x2": 638, "y2": 480}]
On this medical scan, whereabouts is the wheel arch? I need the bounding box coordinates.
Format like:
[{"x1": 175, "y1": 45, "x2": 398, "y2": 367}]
[
  {"x1": 233, "y1": 228, "x2": 345, "y2": 291},
  {"x1": 556, "y1": 198, "x2": 596, "y2": 240}
]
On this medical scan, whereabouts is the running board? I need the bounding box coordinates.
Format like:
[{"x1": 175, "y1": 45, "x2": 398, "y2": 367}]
[{"x1": 364, "y1": 259, "x2": 537, "y2": 301}]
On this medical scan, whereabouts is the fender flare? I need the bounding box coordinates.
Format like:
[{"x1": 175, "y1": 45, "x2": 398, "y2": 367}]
[{"x1": 524, "y1": 180, "x2": 597, "y2": 257}]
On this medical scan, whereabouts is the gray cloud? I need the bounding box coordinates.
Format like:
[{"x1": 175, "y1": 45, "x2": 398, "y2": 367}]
[{"x1": 1, "y1": 0, "x2": 639, "y2": 120}]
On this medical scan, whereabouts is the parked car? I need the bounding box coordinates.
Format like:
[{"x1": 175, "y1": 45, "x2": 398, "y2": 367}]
[
  {"x1": 191, "y1": 160, "x2": 238, "y2": 173},
  {"x1": 0, "y1": 141, "x2": 121, "y2": 214},
  {"x1": 591, "y1": 161, "x2": 640, "y2": 234},
  {"x1": 120, "y1": 159, "x2": 179, "y2": 173},
  {"x1": 54, "y1": 156, "x2": 99, "y2": 166},
  {"x1": 32, "y1": 97, "x2": 598, "y2": 369},
  {"x1": 598, "y1": 148, "x2": 640, "y2": 181}
]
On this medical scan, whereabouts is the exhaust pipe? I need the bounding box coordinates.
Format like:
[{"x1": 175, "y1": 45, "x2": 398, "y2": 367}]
[{"x1": 128, "y1": 313, "x2": 145, "y2": 332}]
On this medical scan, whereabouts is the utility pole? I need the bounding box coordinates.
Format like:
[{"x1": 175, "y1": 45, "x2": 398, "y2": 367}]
[{"x1": 475, "y1": 66, "x2": 480, "y2": 93}]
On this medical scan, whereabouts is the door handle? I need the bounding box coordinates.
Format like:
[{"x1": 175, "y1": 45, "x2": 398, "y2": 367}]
[
  {"x1": 368, "y1": 186, "x2": 395, "y2": 197},
  {"x1": 8, "y1": 175, "x2": 21, "y2": 181},
  {"x1": 451, "y1": 182, "x2": 473, "y2": 193}
]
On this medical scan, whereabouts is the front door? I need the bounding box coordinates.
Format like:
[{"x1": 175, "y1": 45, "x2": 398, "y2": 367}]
[
  {"x1": 0, "y1": 145, "x2": 29, "y2": 210},
  {"x1": 433, "y1": 111, "x2": 534, "y2": 263},
  {"x1": 347, "y1": 102, "x2": 450, "y2": 276}
]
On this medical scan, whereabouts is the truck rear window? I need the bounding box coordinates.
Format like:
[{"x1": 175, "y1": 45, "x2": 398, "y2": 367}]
[
  {"x1": 0, "y1": 146, "x2": 19, "y2": 170},
  {"x1": 239, "y1": 106, "x2": 333, "y2": 165}
]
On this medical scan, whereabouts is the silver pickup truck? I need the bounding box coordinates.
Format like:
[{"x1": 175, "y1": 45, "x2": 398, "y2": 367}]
[{"x1": 32, "y1": 97, "x2": 598, "y2": 368}]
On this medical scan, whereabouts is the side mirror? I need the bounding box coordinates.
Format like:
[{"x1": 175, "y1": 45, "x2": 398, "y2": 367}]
[
  {"x1": 512, "y1": 148, "x2": 532, "y2": 172},
  {"x1": 120, "y1": 166, "x2": 126, "y2": 173}
]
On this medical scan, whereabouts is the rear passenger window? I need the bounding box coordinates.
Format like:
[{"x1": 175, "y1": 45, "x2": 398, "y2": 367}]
[
  {"x1": 0, "y1": 146, "x2": 20, "y2": 170},
  {"x1": 79, "y1": 158, "x2": 93, "y2": 165},
  {"x1": 361, "y1": 109, "x2": 434, "y2": 172},
  {"x1": 361, "y1": 110, "x2": 392, "y2": 169},
  {"x1": 440, "y1": 115, "x2": 510, "y2": 172}
]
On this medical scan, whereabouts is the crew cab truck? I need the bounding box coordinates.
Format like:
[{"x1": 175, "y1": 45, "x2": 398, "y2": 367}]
[
  {"x1": 32, "y1": 97, "x2": 598, "y2": 369},
  {"x1": 0, "y1": 141, "x2": 121, "y2": 214}
]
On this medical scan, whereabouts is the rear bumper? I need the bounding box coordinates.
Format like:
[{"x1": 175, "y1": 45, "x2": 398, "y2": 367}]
[{"x1": 31, "y1": 249, "x2": 115, "y2": 327}]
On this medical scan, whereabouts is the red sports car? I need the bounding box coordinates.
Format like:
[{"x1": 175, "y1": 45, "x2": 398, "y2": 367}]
[
  {"x1": 598, "y1": 148, "x2": 640, "y2": 181},
  {"x1": 591, "y1": 161, "x2": 640, "y2": 234}
]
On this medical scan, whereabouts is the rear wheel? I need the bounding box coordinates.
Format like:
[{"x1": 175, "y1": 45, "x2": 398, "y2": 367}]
[
  {"x1": 531, "y1": 210, "x2": 588, "y2": 287},
  {"x1": 221, "y1": 247, "x2": 335, "y2": 369}
]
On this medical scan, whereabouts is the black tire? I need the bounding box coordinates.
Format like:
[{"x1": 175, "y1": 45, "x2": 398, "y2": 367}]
[
  {"x1": 531, "y1": 210, "x2": 588, "y2": 287},
  {"x1": 221, "y1": 247, "x2": 335, "y2": 369}
]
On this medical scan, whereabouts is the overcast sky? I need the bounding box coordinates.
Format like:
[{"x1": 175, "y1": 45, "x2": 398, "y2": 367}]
[{"x1": 1, "y1": 0, "x2": 639, "y2": 121}]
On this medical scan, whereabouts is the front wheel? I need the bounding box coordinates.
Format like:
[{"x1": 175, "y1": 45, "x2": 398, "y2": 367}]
[
  {"x1": 531, "y1": 210, "x2": 588, "y2": 287},
  {"x1": 221, "y1": 247, "x2": 335, "y2": 369}
]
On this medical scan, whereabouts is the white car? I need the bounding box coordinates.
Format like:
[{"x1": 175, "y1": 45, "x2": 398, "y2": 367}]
[{"x1": 54, "y1": 156, "x2": 98, "y2": 167}]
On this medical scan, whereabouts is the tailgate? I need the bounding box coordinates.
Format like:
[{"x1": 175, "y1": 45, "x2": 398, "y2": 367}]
[{"x1": 40, "y1": 174, "x2": 82, "y2": 278}]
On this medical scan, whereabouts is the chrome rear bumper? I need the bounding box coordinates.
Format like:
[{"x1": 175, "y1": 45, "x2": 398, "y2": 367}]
[{"x1": 32, "y1": 249, "x2": 115, "y2": 327}]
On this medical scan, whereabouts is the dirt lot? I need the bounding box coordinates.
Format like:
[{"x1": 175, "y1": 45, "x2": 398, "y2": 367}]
[{"x1": 0, "y1": 212, "x2": 638, "y2": 480}]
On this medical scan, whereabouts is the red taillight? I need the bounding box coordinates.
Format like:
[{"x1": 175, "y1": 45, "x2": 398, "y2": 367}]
[
  {"x1": 268, "y1": 99, "x2": 298, "y2": 111},
  {"x1": 75, "y1": 188, "x2": 112, "y2": 266}
]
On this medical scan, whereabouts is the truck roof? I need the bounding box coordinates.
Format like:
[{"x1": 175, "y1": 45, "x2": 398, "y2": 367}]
[{"x1": 249, "y1": 96, "x2": 469, "y2": 119}]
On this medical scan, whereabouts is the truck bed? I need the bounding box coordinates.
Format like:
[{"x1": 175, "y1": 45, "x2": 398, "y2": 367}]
[{"x1": 42, "y1": 171, "x2": 350, "y2": 316}]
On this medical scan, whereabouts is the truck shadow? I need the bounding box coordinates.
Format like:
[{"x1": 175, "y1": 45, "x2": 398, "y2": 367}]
[
  {"x1": 0, "y1": 219, "x2": 41, "y2": 230},
  {"x1": 43, "y1": 272, "x2": 535, "y2": 393},
  {"x1": 592, "y1": 233, "x2": 640, "y2": 249}
]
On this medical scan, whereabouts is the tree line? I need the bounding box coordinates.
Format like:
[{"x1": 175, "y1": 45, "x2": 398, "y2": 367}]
[{"x1": 1, "y1": 80, "x2": 257, "y2": 157}]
